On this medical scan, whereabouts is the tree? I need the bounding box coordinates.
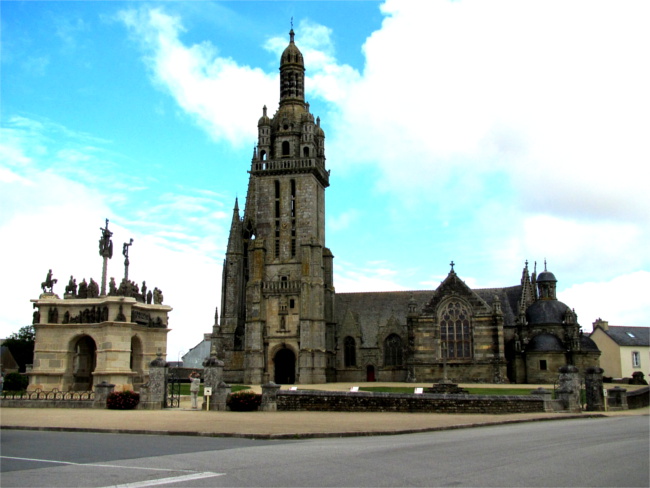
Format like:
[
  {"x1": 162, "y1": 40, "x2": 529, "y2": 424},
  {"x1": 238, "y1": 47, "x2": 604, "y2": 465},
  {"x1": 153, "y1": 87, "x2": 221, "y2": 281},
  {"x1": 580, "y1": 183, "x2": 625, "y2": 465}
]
[{"x1": 3, "y1": 325, "x2": 35, "y2": 373}]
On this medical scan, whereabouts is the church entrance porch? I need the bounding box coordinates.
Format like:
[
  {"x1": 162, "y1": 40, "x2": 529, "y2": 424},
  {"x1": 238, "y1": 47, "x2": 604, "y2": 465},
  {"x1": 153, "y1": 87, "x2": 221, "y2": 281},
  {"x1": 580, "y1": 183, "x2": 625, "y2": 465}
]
[{"x1": 274, "y1": 348, "x2": 296, "y2": 384}]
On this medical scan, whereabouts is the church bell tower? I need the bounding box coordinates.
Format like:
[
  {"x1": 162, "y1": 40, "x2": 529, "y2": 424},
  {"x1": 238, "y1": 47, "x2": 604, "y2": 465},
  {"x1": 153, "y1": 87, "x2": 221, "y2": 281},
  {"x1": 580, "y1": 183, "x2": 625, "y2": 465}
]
[{"x1": 217, "y1": 29, "x2": 335, "y2": 384}]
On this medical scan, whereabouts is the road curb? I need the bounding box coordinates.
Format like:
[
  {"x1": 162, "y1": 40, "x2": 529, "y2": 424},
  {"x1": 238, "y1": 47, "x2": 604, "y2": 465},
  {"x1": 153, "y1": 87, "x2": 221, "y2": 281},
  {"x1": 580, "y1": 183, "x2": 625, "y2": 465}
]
[{"x1": 0, "y1": 414, "x2": 607, "y2": 440}]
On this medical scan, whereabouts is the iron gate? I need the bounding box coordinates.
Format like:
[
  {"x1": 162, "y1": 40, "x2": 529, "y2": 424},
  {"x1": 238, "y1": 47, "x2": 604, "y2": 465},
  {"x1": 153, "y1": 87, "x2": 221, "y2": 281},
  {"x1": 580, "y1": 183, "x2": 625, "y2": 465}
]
[{"x1": 165, "y1": 368, "x2": 182, "y2": 408}]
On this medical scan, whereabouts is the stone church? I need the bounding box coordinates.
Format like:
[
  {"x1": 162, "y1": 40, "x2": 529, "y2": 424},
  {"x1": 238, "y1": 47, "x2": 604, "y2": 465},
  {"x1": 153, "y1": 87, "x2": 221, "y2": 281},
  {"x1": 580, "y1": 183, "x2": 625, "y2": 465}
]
[{"x1": 211, "y1": 30, "x2": 600, "y2": 385}]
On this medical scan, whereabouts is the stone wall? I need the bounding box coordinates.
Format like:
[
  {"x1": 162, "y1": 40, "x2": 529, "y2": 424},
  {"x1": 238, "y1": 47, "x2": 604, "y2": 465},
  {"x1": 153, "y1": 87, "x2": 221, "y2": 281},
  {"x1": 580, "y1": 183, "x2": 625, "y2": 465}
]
[
  {"x1": 275, "y1": 390, "x2": 546, "y2": 414},
  {"x1": 626, "y1": 386, "x2": 649, "y2": 409}
]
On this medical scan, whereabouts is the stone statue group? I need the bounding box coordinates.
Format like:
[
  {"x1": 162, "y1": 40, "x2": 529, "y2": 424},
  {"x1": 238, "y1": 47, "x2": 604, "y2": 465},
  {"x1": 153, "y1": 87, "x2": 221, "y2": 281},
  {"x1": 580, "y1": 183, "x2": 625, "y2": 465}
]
[
  {"x1": 107, "y1": 276, "x2": 164, "y2": 305},
  {"x1": 64, "y1": 276, "x2": 100, "y2": 298},
  {"x1": 45, "y1": 270, "x2": 164, "y2": 305}
]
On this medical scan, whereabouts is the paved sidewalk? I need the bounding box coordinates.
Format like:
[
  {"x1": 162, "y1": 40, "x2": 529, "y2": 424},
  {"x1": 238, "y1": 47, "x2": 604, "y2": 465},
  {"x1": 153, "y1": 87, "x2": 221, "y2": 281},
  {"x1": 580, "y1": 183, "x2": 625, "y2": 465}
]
[{"x1": 2, "y1": 383, "x2": 647, "y2": 439}]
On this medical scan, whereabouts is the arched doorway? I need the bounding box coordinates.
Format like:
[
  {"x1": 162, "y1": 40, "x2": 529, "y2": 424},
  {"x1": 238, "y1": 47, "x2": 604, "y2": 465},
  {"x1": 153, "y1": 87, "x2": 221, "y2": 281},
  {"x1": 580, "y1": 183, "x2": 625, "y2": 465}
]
[
  {"x1": 366, "y1": 365, "x2": 376, "y2": 382},
  {"x1": 274, "y1": 347, "x2": 296, "y2": 384},
  {"x1": 72, "y1": 336, "x2": 97, "y2": 391},
  {"x1": 130, "y1": 336, "x2": 144, "y2": 387}
]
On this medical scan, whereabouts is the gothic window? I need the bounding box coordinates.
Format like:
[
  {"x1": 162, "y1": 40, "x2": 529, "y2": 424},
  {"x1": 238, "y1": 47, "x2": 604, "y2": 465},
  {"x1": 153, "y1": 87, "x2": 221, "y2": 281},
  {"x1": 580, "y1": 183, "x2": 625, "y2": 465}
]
[
  {"x1": 384, "y1": 334, "x2": 403, "y2": 367},
  {"x1": 439, "y1": 301, "x2": 472, "y2": 359},
  {"x1": 260, "y1": 150, "x2": 267, "y2": 161},
  {"x1": 303, "y1": 146, "x2": 310, "y2": 157},
  {"x1": 344, "y1": 336, "x2": 356, "y2": 367},
  {"x1": 282, "y1": 141, "x2": 290, "y2": 156},
  {"x1": 234, "y1": 325, "x2": 244, "y2": 351}
]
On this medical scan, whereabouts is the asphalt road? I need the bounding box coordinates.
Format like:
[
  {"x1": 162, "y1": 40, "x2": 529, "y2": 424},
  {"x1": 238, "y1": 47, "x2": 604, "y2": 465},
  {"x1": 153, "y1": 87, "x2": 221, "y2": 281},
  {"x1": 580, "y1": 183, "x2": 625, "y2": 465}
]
[{"x1": 1, "y1": 416, "x2": 648, "y2": 487}]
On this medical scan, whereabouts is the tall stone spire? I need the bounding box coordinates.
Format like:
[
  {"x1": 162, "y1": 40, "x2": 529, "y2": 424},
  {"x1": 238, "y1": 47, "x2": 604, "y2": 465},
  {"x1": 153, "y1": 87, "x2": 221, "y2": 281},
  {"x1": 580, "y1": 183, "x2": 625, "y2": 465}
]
[{"x1": 226, "y1": 198, "x2": 242, "y2": 254}]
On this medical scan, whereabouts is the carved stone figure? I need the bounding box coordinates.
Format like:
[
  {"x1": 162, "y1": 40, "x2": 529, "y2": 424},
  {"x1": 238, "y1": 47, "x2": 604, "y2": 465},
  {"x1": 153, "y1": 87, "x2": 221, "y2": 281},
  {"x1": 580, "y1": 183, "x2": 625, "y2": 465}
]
[
  {"x1": 146, "y1": 290, "x2": 153, "y2": 305},
  {"x1": 48, "y1": 307, "x2": 59, "y2": 324},
  {"x1": 41, "y1": 269, "x2": 58, "y2": 293},
  {"x1": 78, "y1": 279, "x2": 88, "y2": 299},
  {"x1": 98, "y1": 219, "x2": 113, "y2": 259},
  {"x1": 108, "y1": 277, "x2": 117, "y2": 296},
  {"x1": 153, "y1": 287, "x2": 163, "y2": 305},
  {"x1": 116, "y1": 305, "x2": 126, "y2": 322},
  {"x1": 88, "y1": 278, "x2": 99, "y2": 298},
  {"x1": 64, "y1": 276, "x2": 77, "y2": 297}
]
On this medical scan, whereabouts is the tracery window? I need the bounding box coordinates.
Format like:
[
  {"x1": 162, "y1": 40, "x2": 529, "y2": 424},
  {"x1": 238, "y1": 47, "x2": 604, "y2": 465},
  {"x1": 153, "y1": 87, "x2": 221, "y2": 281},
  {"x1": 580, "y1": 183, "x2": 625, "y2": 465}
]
[
  {"x1": 384, "y1": 334, "x2": 403, "y2": 367},
  {"x1": 439, "y1": 301, "x2": 472, "y2": 359},
  {"x1": 344, "y1": 336, "x2": 356, "y2": 367}
]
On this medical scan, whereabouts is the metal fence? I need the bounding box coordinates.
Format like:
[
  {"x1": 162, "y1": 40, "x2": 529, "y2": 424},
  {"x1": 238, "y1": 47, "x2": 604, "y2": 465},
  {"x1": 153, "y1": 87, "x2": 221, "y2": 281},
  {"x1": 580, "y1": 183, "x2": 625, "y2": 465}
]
[{"x1": 1, "y1": 388, "x2": 95, "y2": 401}]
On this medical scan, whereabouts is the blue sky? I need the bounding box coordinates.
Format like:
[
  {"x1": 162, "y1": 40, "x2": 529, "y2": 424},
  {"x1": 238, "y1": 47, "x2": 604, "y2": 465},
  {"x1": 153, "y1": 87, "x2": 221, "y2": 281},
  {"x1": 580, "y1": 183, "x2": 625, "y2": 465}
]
[{"x1": 2, "y1": 0, "x2": 648, "y2": 362}]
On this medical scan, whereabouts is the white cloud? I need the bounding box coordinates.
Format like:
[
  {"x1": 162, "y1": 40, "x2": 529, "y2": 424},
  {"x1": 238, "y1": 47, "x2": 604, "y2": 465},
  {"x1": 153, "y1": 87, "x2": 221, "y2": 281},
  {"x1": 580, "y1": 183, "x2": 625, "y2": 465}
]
[
  {"x1": 118, "y1": 7, "x2": 277, "y2": 148},
  {"x1": 112, "y1": 4, "x2": 648, "y2": 339},
  {"x1": 325, "y1": 0, "x2": 650, "y2": 226},
  {"x1": 0, "y1": 116, "x2": 227, "y2": 361},
  {"x1": 560, "y1": 271, "x2": 650, "y2": 329},
  {"x1": 334, "y1": 259, "x2": 408, "y2": 293}
]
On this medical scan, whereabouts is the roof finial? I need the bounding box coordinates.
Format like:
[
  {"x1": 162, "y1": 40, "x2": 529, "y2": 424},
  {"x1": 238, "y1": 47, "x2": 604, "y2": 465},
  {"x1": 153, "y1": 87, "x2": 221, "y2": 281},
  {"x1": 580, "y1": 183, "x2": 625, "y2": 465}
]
[
  {"x1": 450, "y1": 260, "x2": 455, "y2": 272},
  {"x1": 544, "y1": 258, "x2": 547, "y2": 271},
  {"x1": 290, "y1": 18, "x2": 295, "y2": 42}
]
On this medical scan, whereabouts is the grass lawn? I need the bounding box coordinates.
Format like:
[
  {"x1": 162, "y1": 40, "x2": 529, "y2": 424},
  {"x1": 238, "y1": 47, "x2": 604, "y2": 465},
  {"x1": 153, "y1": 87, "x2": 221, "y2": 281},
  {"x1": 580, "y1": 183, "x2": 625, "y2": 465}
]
[
  {"x1": 178, "y1": 384, "x2": 251, "y2": 395},
  {"x1": 359, "y1": 386, "x2": 538, "y2": 395}
]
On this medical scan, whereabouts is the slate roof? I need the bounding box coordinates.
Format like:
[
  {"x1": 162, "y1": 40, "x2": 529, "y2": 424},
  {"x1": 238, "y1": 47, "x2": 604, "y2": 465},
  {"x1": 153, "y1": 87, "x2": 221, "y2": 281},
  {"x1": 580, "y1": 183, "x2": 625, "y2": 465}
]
[
  {"x1": 595, "y1": 326, "x2": 650, "y2": 347},
  {"x1": 334, "y1": 290, "x2": 431, "y2": 347},
  {"x1": 334, "y1": 285, "x2": 522, "y2": 348}
]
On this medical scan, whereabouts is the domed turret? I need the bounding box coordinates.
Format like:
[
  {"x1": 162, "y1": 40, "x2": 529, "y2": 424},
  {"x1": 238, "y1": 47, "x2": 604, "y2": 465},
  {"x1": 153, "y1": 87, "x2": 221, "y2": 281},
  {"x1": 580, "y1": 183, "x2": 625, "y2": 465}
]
[
  {"x1": 536, "y1": 270, "x2": 557, "y2": 284},
  {"x1": 525, "y1": 299, "x2": 571, "y2": 325},
  {"x1": 536, "y1": 260, "x2": 557, "y2": 300},
  {"x1": 526, "y1": 333, "x2": 565, "y2": 353},
  {"x1": 281, "y1": 29, "x2": 304, "y2": 67},
  {"x1": 258, "y1": 105, "x2": 271, "y2": 127},
  {"x1": 279, "y1": 29, "x2": 305, "y2": 107}
]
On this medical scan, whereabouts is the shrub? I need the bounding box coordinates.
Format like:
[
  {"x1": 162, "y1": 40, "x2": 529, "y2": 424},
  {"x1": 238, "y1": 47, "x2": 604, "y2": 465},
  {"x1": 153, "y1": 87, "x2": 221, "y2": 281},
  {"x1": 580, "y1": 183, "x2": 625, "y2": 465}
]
[
  {"x1": 3, "y1": 372, "x2": 29, "y2": 392},
  {"x1": 106, "y1": 390, "x2": 140, "y2": 410},
  {"x1": 226, "y1": 390, "x2": 262, "y2": 411}
]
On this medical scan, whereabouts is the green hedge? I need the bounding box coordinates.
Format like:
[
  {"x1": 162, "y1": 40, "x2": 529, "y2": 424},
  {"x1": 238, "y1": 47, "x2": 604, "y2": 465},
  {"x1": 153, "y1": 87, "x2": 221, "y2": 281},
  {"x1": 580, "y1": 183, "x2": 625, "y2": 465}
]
[{"x1": 226, "y1": 390, "x2": 262, "y2": 411}]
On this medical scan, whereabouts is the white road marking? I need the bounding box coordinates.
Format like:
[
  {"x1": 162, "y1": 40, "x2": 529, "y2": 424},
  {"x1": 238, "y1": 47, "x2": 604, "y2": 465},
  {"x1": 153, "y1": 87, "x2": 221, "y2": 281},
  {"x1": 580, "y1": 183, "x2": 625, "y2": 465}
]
[
  {"x1": 1, "y1": 456, "x2": 196, "y2": 473},
  {"x1": 105, "y1": 472, "x2": 224, "y2": 487}
]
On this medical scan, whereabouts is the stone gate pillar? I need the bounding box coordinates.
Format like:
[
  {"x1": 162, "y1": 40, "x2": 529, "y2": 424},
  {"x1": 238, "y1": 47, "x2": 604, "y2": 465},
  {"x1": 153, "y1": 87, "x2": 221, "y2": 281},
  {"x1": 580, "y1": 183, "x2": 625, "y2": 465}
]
[
  {"x1": 202, "y1": 357, "x2": 225, "y2": 410},
  {"x1": 214, "y1": 381, "x2": 232, "y2": 411},
  {"x1": 584, "y1": 366, "x2": 605, "y2": 411},
  {"x1": 93, "y1": 381, "x2": 115, "y2": 409},
  {"x1": 261, "y1": 381, "x2": 281, "y2": 411},
  {"x1": 556, "y1": 365, "x2": 582, "y2": 413},
  {"x1": 138, "y1": 353, "x2": 166, "y2": 409}
]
